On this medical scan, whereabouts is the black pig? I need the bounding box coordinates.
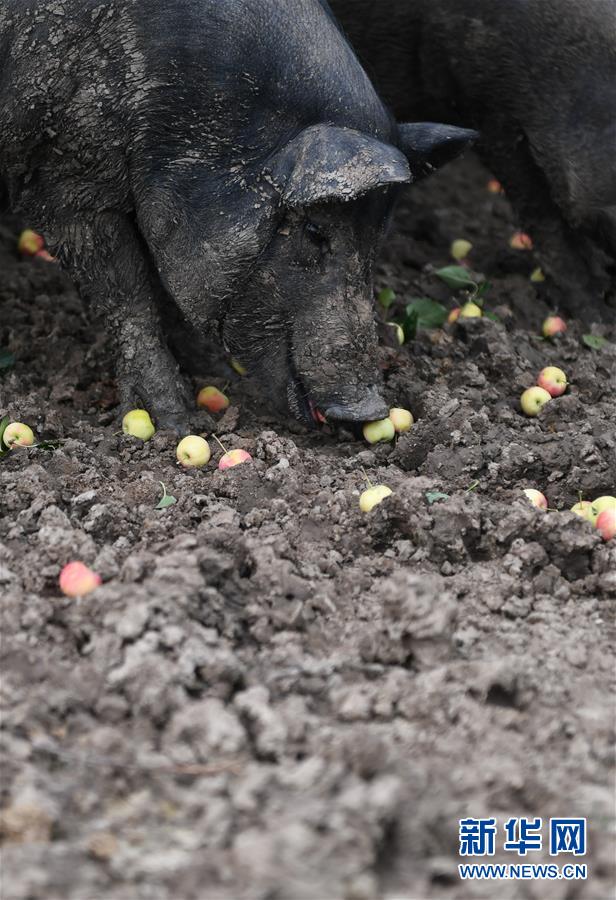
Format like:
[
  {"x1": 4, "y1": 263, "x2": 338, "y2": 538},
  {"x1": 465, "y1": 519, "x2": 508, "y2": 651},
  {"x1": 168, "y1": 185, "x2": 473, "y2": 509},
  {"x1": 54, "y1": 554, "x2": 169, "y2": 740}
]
[
  {"x1": 0, "y1": 0, "x2": 475, "y2": 430},
  {"x1": 331, "y1": 0, "x2": 616, "y2": 321}
]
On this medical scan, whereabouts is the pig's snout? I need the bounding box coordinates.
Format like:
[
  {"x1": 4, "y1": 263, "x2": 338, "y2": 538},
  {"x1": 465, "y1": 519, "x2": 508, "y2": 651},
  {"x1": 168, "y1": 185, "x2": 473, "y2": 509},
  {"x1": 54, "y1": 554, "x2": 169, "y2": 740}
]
[{"x1": 324, "y1": 387, "x2": 389, "y2": 424}]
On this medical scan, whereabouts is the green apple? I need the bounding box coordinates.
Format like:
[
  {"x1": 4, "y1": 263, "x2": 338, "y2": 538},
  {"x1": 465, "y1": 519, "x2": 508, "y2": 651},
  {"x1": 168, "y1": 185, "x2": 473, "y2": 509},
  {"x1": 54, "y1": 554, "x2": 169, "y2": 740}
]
[
  {"x1": 359, "y1": 484, "x2": 393, "y2": 513},
  {"x1": 176, "y1": 435, "x2": 211, "y2": 468},
  {"x1": 459, "y1": 301, "x2": 482, "y2": 319},
  {"x1": 362, "y1": 417, "x2": 395, "y2": 444},
  {"x1": 3, "y1": 422, "x2": 35, "y2": 448},
  {"x1": 450, "y1": 239, "x2": 473, "y2": 261},
  {"x1": 571, "y1": 501, "x2": 593, "y2": 521},
  {"x1": 520, "y1": 386, "x2": 551, "y2": 416},
  {"x1": 589, "y1": 496, "x2": 616, "y2": 525},
  {"x1": 122, "y1": 409, "x2": 155, "y2": 441}
]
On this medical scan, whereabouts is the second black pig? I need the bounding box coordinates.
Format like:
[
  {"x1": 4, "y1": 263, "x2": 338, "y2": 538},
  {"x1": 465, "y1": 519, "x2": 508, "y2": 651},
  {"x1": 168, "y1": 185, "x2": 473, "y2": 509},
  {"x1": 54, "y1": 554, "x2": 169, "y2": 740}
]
[{"x1": 331, "y1": 0, "x2": 616, "y2": 321}]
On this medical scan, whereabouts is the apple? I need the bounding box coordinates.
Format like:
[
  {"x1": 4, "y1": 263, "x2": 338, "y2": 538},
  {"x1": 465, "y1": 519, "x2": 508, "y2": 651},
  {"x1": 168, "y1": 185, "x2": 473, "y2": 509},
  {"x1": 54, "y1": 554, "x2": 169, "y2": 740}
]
[
  {"x1": 537, "y1": 366, "x2": 568, "y2": 398},
  {"x1": 542, "y1": 316, "x2": 567, "y2": 338},
  {"x1": 520, "y1": 386, "x2": 551, "y2": 417},
  {"x1": 459, "y1": 301, "x2": 482, "y2": 319},
  {"x1": 122, "y1": 409, "x2": 155, "y2": 441},
  {"x1": 2, "y1": 422, "x2": 35, "y2": 448},
  {"x1": 571, "y1": 501, "x2": 593, "y2": 521},
  {"x1": 362, "y1": 417, "x2": 395, "y2": 444},
  {"x1": 487, "y1": 179, "x2": 504, "y2": 194},
  {"x1": 509, "y1": 231, "x2": 533, "y2": 250},
  {"x1": 18, "y1": 229, "x2": 45, "y2": 256},
  {"x1": 451, "y1": 239, "x2": 473, "y2": 261},
  {"x1": 589, "y1": 496, "x2": 616, "y2": 525},
  {"x1": 388, "y1": 323, "x2": 405, "y2": 345},
  {"x1": 530, "y1": 267, "x2": 545, "y2": 283},
  {"x1": 389, "y1": 408, "x2": 414, "y2": 433},
  {"x1": 596, "y1": 508, "x2": 616, "y2": 541},
  {"x1": 59, "y1": 561, "x2": 101, "y2": 598},
  {"x1": 197, "y1": 386, "x2": 230, "y2": 413},
  {"x1": 176, "y1": 435, "x2": 211, "y2": 468},
  {"x1": 523, "y1": 489, "x2": 548, "y2": 510},
  {"x1": 359, "y1": 484, "x2": 393, "y2": 513},
  {"x1": 447, "y1": 307, "x2": 461, "y2": 324},
  {"x1": 231, "y1": 358, "x2": 247, "y2": 376},
  {"x1": 219, "y1": 448, "x2": 252, "y2": 470}
]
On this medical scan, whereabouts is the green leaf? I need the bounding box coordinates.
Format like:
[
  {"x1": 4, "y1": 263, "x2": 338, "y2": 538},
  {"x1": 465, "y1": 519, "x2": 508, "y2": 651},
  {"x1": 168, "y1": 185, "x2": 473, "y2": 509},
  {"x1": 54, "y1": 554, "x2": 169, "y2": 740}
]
[
  {"x1": 401, "y1": 307, "x2": 419, "y2": 341},
  {"x1": 582, "y1": 334, "x2": 608, "y2": 350},
  {"x1": 156, "y1": 494, "x2": 177, "y2": 509},
  {"x1": 476, "y1": 280, "x2": 491, "y2": 299},
  {"x1": 434, "y1": 265, "x2": 478, "y2": 291},
  {"x1": 406, "y1": 297, "x2": 448, "y2": 329},
  {"x1": 425, "y1": 491, "x2": 450, "y2": 505},
  {"x1": 0, "y1": 349, "x2": 15, "y2": 371},
  {"x1": 377, "y1": 287, "x2": 396, "y2": 309},
  {"x1": 483, "y1": 311, "x2": 501, "y2": 323}
]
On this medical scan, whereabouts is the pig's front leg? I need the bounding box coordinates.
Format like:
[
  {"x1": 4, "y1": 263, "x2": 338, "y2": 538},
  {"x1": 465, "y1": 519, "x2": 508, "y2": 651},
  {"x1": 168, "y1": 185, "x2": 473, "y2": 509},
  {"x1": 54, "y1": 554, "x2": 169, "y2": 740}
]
[
  {"x1": 481, "y1": 138, "x2": 610, "y2": 322},
  {"x1": 61, "y1": 213, "x2": 193, "y2": 432}
]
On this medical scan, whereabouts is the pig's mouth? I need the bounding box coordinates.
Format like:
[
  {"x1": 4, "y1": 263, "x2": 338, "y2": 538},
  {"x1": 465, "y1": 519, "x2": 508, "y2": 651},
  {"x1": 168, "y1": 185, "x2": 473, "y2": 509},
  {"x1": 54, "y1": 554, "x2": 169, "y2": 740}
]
[{"x1": 286, "y1": 350, "x2": 326, "y2": 427}]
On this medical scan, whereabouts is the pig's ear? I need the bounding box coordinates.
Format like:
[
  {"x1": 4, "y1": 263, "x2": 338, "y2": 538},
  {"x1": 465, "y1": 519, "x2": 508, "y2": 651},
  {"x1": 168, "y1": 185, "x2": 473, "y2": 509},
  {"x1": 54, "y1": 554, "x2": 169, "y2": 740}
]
[
  {"x1": 398, "y1": 123, "x2": 479, "y2": 181},
  {"x1": 270, "y1": 125, "x2": 411, "y2": 207}
]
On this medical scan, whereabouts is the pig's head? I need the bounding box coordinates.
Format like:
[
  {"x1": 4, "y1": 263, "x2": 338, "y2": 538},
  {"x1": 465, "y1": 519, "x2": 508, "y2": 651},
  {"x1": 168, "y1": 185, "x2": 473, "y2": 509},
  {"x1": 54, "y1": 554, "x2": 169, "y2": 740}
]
[{"x1": 137, "y1": 121, "x2": 476, "y2": 426}]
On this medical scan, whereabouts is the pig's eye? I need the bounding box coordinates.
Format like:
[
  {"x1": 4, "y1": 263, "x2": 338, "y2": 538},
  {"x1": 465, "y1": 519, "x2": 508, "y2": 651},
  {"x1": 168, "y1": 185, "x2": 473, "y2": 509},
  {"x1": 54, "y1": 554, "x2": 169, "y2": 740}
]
[{"x1": 304, "y1": 222, "x2": 331, "y2": 255}]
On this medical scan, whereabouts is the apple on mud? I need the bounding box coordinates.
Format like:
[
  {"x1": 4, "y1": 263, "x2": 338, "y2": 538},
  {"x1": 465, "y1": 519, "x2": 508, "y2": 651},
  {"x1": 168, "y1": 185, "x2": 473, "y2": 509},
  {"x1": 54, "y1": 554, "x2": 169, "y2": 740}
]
[
  {"x1": 176, "y1": 435, "x2": 211, "y2": 468},
  {"x1": 388, "y1": 322, "x2": 405, "y2": 345},
  {"x1": 523, "y1": 489, "x2": 548, "y2": 510},
  {"x1": 589, "y1": 496, "x2": 616, "y2": 525},
  {"x1": 509, "y1": 231, "x2": 533, "y2": 250},
  {"x1": 363, "y1": 417, "x2": 395, "y2": 444},
  {"x1": 219, "y1": 448, "x2": 252, "y2": 470},
  {"x1": 487, "y1": 179, "x2": 504, "y2": 194},
  {"x1": 520, "y1": 386, "x2": 551, "y2": 417},
  {"x1": 197, "y1": 386, "x2": 230, "y2": 413},
  {"x1": 389, "y1": 408, "x2": 414, "y2": 433},
  {"x1": 459, "y1": 301, "x2": 482, "y2": 319},
  {"x1": 596, "y1": 508, "x2": 616, "y2": 541},
  {"x1": 571, "y1": 500, "x2": 593, "y2": 521},
  {"x1": 537, "y1": 366, "x2": 568, "y2": 398},
  {"x1": 542, "y1": 316, "x2": 567, "y2": 338},
  {"x1": 447, "y1": 307, "x2": 461, "y2": 324},
  {"x1": 359, "y1": 484, "x2": 393, "y2": 513},
  {"x1": 122, "y1": 409, "x2": 155, "y2": 441},
  {"x1": 450, "y1": 239, "x2": 473, "y2": 261},
  {"x1": 2, "y1": 422, "x2": 35, "y2": 448},
  {"x1": 59, "y1": 561, "x2": 101, "y2": 598}
]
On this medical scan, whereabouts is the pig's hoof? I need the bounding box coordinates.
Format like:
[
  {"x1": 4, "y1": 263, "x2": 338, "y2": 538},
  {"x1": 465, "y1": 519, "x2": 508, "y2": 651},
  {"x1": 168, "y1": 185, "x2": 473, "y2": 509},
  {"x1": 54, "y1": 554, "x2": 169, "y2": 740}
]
[{"x1": 154, "y1": 411, "x2": 192, "y2": 435}]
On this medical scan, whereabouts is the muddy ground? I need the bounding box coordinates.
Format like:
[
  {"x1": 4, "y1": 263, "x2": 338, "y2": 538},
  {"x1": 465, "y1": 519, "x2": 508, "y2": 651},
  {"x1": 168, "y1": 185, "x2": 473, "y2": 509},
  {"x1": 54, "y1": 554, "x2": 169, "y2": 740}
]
[{"x1": 1, "y1": 155, "x2": 615, "y2": 900}]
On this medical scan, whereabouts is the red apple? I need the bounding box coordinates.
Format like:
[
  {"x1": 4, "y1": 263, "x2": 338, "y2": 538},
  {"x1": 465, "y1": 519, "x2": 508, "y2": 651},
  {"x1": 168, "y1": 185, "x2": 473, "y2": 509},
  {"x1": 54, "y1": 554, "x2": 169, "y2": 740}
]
[
  {"x1": 596, "y1": 509, "x2": 616, "y2": 541},
  {"x1": 3, "y1": 422, "x2": 35, "y2": 447},
  {"x1": 219, "y1": 448, "x2": 252, "y2": 470},
  {"x1": 197, "y1": 386, "x2": 230, "y2": 413},
  {"x1": 537, "y1": 366, "x2": 568, "y2": 398},
  {"x1": 509, "y1": 231, "x2": 533, "y2": 250},
  {"x1": 542, "y1": 316, "x2": 567, "y2": 338},
  {"x1": 523, "y1": 489, "x2": 548, "y2": 510},
  {"x1": 59, "y1": 562, "x2": 101, "y2": 598}
]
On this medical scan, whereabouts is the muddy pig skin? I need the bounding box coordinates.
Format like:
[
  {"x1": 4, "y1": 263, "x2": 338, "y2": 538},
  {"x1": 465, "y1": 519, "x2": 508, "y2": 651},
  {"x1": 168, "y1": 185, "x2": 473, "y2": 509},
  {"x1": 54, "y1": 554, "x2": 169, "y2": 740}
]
[
  {"x1": 331, "y1": 0, "x2": 616, "y2": 322},
  {"x1": 0, "y1": 0, "x2": 475, "y2": 430}
]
